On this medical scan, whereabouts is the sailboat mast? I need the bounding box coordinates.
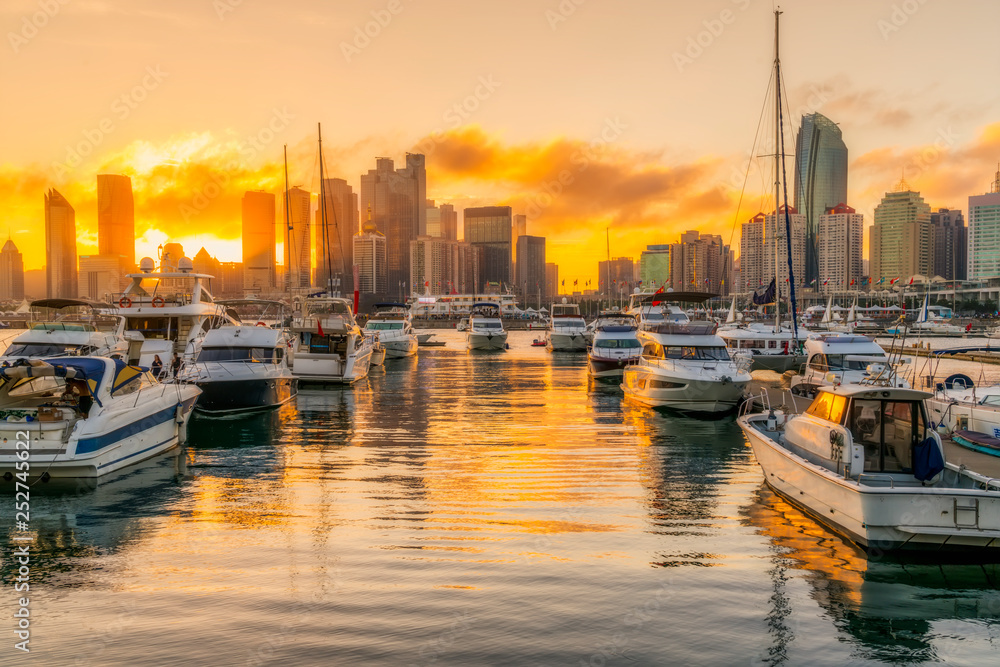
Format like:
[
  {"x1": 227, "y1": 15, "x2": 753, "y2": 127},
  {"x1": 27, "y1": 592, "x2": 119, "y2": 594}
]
[
  {"x1": 318, "y1": 123, "x2": 332, "y2": 295},
  {"x1": 772, "y1": 9, "x2": 782, "y2": 332},
  {"x1": 283, "y1": 144, "x2": 291, "y2": 300},
  {"x1": 605, "y1": 227, "x2": 610, "y2": 309}
]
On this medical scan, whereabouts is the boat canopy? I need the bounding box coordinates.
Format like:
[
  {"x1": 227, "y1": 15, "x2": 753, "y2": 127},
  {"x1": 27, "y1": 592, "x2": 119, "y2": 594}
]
[
  {"x1": 814, "y1": 384, "x2": 931, "y2": 401},
  {"x1": 471, "y1": 302, "x2": 500, "y2": 308},
  {"x1": 30, "y1": 298, "x2": 110, "y2": 310},
  {"x1": 374, "y1": 303, "x2": 409, "y2": 309}
]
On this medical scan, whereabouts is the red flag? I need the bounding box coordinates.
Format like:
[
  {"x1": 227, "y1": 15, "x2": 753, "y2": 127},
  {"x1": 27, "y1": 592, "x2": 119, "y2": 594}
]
[
  {"x1": 317, "y1": 319, "x2": 324, "y2": 337},
  {"x1": 651, "y1": 285, "x2": 665, "y2": 306}
]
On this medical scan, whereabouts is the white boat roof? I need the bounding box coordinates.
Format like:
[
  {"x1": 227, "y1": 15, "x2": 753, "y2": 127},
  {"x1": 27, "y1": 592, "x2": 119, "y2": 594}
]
[
  {"x1": 201, "y1": 325, "x2": 284, "y2": 347},
  {"x1": 804, "y1": 334, "x2": 884, "y2": 354},
  {"x1": 818, "y1": 384, "x2": 931, "y2": 401}
]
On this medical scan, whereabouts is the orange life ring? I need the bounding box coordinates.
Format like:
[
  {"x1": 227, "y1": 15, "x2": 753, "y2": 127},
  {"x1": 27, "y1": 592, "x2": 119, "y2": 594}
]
[
  {"x1": 118, "y1": 296, "x2": 132, "y2": 308},
  {"x1": 152, "y1": 296, "x2": 165, "y2": 308},
  {"x1": 256, "y1": 321, "x2": 267, "y2": 327}
]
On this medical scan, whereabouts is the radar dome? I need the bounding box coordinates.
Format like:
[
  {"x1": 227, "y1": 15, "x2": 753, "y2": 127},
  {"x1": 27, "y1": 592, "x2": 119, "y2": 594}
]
[
  {"x1": 178, "y1": 257, "x2": 194, "y2": 272},
  {"x1": 561, "y1": 297, "x2": 568, "y2": 304},
  {"x1": 139, "y1": 257, "x2": 155, "y2": 272}
]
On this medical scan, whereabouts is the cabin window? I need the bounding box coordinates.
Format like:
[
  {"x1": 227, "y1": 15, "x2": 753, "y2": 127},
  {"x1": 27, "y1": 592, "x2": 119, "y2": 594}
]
[
  {"x1": 595, "y1": 339, "x2": 641, "y2": 349},
  {"x1": 642, "y1": 343, "x2": 664, "y2": 359},
  {"x1": 768, "y1": 340, "x2": 777, "y2": 349},
  {"x1": 808, "y1": 354, "x2": 827, "y2": 371},
  {"x1": 848, "y1": 399, "x2": 919, "y2": 473},
  {"x1": 126, "y1": 316, "x2": 172, "y2": 340},
  {"x1": 805, "y1": 392, "x2": 846, "y2": 423}
]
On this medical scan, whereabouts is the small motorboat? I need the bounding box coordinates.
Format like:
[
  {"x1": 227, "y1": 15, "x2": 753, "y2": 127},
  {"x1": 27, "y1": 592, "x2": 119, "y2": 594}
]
[
  {"x1": 952, "y1": 430, "x2": 1000, "y2": 457},
  {"x1": 531, "y1": 339, "x2": 546, "y2": 347}
]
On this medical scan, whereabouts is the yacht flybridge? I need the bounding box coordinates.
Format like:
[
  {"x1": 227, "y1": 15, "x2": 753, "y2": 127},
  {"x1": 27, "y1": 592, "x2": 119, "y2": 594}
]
[
  {"x1": 739, "y1": 384, "x2": 1000, "y2": 551},
  {"x1": 1, "y1": 299, "x2": 127, "y2": 360},
  {"x1": 288, "y1": 296, "x2": 373, "y2": 384},
  {"x1": 115, "y1": 257, "x2": 236, "y2": 369}
]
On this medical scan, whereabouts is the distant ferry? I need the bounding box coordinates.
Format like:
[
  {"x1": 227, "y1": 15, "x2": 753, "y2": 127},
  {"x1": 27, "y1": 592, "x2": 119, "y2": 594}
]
[{"x1": 410, "y1": 294, "x2": 520, "y2": 317}]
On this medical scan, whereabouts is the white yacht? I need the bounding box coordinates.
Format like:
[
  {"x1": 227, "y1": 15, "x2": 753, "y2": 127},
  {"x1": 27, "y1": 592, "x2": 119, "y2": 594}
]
[
  {"x1": 546, "y1": 300, "x2": 589, "y2": 351},
  {"x1": 0, "y1": 357, "x2": 200, "y2": 481},
  {"x1": 885, "y1": 294, "x2": 965, "y2": 336},
  {"x1": 790, "y1": 334, "x2": 909, "y2": 394},
  {"x1": 288, "y1": 296, "x2": 373, "y2": 384},
  {"x1": 363, "y1": 303, "x2": 418, "y2": 359},
  {"x1": 115, "y1": 257, "x2": 236, "y2": 371},
  {"x1": 738, "y1": 384, "x2": 1000, "y2": 551},
  {"x1": 588, "y1": 313, "x2": 641, "y2": 378},
  {"x1": 719, "y1": 322, "x2": 804, "y2": 373},
  {"x1": 622, "y1": 319, "x2": 751, "y2": 413},
  {"x1": 925, "y1": 378, "x2": 1000, "y2": 443},
  {"x1": 466, "y1": 303, "x2": 507, "y2": 350},
  {"x1": 177, "y1": 324, "x2": 296, "y2": 414},
  {"x1": 2, "y1": 299, "x2": 127, "y2": 360}
]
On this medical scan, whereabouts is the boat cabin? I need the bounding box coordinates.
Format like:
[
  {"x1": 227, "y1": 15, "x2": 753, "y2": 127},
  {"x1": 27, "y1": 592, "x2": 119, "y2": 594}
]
[{"x1": 785, "y1": 386, "x2": 941, "y2": 480}]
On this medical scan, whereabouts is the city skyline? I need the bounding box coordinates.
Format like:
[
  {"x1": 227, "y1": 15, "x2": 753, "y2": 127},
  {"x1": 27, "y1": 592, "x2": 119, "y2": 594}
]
[{"x1": 2, "y1": 1, "x2": 999, "y2": 286}]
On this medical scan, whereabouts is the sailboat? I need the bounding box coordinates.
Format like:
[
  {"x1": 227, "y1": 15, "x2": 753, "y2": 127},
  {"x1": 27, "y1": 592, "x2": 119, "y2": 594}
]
[
  {"x1": 886, "y1": 292, "x2": 964, "y2": 337},
  {"x1": 287, "y1": 123, "x2": 374, "y2": 384}
]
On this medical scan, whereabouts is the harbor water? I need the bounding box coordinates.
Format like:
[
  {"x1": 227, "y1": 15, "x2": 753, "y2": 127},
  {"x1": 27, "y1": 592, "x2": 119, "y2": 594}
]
[{"x1": 2, "y1": 330, "x2": 1000, "y2": 665}]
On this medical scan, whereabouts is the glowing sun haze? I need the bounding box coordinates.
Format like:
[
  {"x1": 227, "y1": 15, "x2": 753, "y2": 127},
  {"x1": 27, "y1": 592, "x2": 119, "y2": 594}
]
[{"x1": 2, "y1": 0, "x2": 998, "y2": 286}]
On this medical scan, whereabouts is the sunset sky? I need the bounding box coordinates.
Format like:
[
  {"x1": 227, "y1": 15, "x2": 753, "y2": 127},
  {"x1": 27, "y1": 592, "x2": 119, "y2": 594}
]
[{"x1": 3, "y1": 0, "x2": 999, "y2": 287}]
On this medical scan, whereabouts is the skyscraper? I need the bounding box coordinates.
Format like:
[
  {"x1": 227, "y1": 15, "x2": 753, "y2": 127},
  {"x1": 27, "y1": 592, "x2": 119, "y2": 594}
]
[
  {"x1": 440, "y1": 203, "x2": 458, "y2": 241},
  {"x1": 794, "y1": 113, "x2": 848, "y2": 285},
  {"x1": 316, "y1": 178, "x2": 358, "y2": 294},
  {"x1": 816, "y1": 204, "x2": 864, "y2": 292},
  {"x1": 739, "y1": 214, "x2": 765, "y2": 292},
  {"x1": 968, "y1": 166, "x2": 1000, "y2": 280},
  {"x1": 931, "y1": 208, "x2": 966, "y2": 281},
  {"x1": 78, "y1": 254, "x2": 126, "y2": 301},
  {"x1": 354, "y1": 208, "x2": 388, "y2": 296},
  {"x1": 97, "y1": 174, "x2": 135, "y2": 274},
  {"x1": 869, "y1": 182, "x2": 933, "y2": 283},
  {"x1": 639, "y1": 244, "x2": 671, "y2": 288},
  {"x1": 45, "y1": 188, "x2": 78, "y2": 298},
  {"x1": 284, "y1": 186, "x2": 311, "y2": 290},
  {"x1": 515, "y1": 235, "x2": 545, "y2": 304},
  {"x1": 0, "y1": 238, "x2": 25, "y2": 300},
  {"x1": 762, "y1": 207, "x2": 806, "y2": 290},
  {"x1": 360, "y1": 154, "x2": 426, "y2": 299},
  {"x1": 463, "y1": 205, "x2": 512, "y2": 291},
  {"x1": 426, "y1": 200, "x2": 443, "y2": 238},
  {"x1": 242, "y1": 190, "x2": 276, "y2": 293},
  {"x1": 545, "y1": 263, "x2": 559, "y2": 299},
  {"x1": 598, "y1": 257, "x2": 635, "y2": 296},
  {"x1": 666, "y1": 231, "x2": 732, "y2": 295}
]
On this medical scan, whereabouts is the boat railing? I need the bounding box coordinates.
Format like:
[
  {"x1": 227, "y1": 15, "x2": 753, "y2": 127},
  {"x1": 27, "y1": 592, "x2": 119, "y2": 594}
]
[
  {"x1": 857, "y1": 473, "x2": 898, "y2": 488},
  {"x1": 184, "y1": 360, "x2": 280, "y2": 380},
  {"x1": 115, "y1": 292, "x2": 194, "y2": 307},
  {"x1": 644, "y1": 322, "x2": 718, "y2": 336},
  {"x1": 739, "y1": 389, "x2": 770, "y2": 417}
]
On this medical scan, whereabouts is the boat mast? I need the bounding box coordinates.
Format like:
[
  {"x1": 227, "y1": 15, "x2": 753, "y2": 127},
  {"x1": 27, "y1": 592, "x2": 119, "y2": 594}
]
[
  {"x1": 605, "y1": 227, "x2": 611, "y2": 311},
  {"x1": 318, "y1": 123, "x2": 333, "y2": 296},
  {"x1": 283, "y1": 145, "x2": 292, "y2": 301},
  {"x1": 772, "y1": 9, "x2": 782, "y2": 333}
]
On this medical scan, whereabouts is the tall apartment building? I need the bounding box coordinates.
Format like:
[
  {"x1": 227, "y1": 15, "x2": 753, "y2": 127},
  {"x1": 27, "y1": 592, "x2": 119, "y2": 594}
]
[
  {"x1": 464, "y1": 205, "x2": 512, "y2": 291},
  {"x1": 354, "y1": 209, "x2": 388, "y2": 296},
  {"x1": 79, "y1": 254, "x2": 127, "y2": 301},
  {"x1": 667, "y1": 231, "x2": 732, "y2": 295},
  {"x1": 761, "y1": 206, "x2": 807, "y2": 291},
  {"x1": 794, "y1": 113, "x2": 848, "y2": 284},
  {"x1": 0, "y1": 238, "x2": 25, "y2": 301},
  {"x1": 284, "y1": 186, "x2": 311, "y2": 290},
  {"x1": 598, "y1": 257, "x2": 635, "y2": 296},
  {"x1": 97, "y1": 174, "x2": 136, "y2": 271},
  {"x1": 817, "y1": 204, "x2": 864, "y2": 292},
  {"x1": 45, "y1": 188, "x2": 78, "y2": 298},
  {"x1": 931, "y1": 208, "x2": 966, "y2": 281},
  {"x1": 740, "y1": 214, "x2": 765, "y2": 292},
  {"x1": 359, "y1": 154, "x2": 426, "y2": 298},
  {"x1": 869, "y1": 183, "x2": 933, "y2": 283},
  {"x1": 968, "y1": 167, "x2": 1000, "y2": 280},
  {"x1": 242, "y1": 190, "x2": 276, "y2": 293},
  {"x1": 515, "y1": 235, "x2": 545, "y2": 304},
  {"x1": 315, "y1": 178, "x2": 358, "y2": 294}
]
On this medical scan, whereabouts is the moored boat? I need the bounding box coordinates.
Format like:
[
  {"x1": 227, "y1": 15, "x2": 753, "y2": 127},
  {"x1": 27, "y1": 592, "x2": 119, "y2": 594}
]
[
  {"x1": 588, "y1": 313, "x2": 641, "y2": 378},
  {"x1": 466, "y1": 303, "x2": 507, "y2": 350},
  {"x1": 288, "y1": 296, "x2": 373, "y2": 384},
  {"x1": 363, "y1": 303, "x2": 418, "y2": 358},
  {"x1": 546, "y1": 300, "x2": 589, "y2": 351}
]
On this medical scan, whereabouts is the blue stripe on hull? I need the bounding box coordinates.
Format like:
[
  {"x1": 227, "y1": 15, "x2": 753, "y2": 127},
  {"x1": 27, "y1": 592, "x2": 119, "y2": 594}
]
[{"x1": 75, "y1": 403, "x2": 181, "y2": 455}]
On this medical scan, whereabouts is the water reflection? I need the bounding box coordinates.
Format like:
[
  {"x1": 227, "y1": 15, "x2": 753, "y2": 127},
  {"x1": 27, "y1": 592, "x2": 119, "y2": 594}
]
[{"x1": 743, "y1": 485, "x2": 1000, "y2": 663}]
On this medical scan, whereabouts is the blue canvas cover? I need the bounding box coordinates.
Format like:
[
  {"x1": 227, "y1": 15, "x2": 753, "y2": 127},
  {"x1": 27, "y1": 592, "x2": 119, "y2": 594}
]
[{"x1": 913, "y1": 436, "x2": 945, "y2": 481}]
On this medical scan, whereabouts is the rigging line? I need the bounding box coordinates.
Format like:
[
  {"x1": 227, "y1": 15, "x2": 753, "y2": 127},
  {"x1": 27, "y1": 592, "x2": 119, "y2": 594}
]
[
  {"x1": 726, "y1": 67, "x2": 776, "y2": 289},
  {"x1": 776, "y1": 24, "x2": 800, "y2": 342}
]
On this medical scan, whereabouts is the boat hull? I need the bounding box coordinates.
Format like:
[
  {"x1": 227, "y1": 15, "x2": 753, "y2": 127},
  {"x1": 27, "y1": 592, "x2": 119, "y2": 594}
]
[
  {"x1": 293, "y1": 350, "x2": 372, "y2": 385},
  {"x1": 382, "y1": 336, "x2": 419, "y2": 358},
  {"x1": 747, "y1": 353, "x2": 804, "y2": 373},
  {"x1": 0, "y1": 391, "x2": 199, "y2": 481},
  {"x1": 622, "y1": 366, "x2": 747, "y2": 413},
  {"x1": 467, "y1": 331, "x2": 508, "y2": 350},
  {"x1": 547, "y1": 331, "x2": 588, "y2": 351},
  {"x1": 739, "y1": 416, "x2": 1000, "y2": 551},
  {"x1": 194, "y1": 376, "x2": 295, "y2": 414},
  {"x1": 588, "y1": 354, "x2": 640, "y2": 378}
]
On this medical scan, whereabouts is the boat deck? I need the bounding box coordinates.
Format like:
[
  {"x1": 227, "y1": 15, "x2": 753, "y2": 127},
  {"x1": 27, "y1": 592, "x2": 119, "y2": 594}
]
[{"x1": 942, "y1": 438, "x2": 1000, "y2": 478}]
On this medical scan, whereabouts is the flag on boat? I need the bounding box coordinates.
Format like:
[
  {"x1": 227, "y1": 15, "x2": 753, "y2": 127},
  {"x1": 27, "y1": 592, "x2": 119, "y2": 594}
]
[
  {"x1": 317, "y1": 319, "x2": 324, "y2": 337},
  {"x1": 651, "y1": 285, "x2": 665, "y2": 306},
  {"x1": 752, "y1": 278, "x2": 776, "y2": 306}
]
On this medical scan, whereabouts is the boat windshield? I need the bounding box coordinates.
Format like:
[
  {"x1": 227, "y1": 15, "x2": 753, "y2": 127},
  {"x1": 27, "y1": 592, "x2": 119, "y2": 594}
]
[
  {"x1": 366, "y1": 322, "x2": 404, "y2": 330},
  {"x1": 473, "y1": 321, "x2": 503, "y2": 329},
  {"x1": 554, "y1": 319, "x2": 584, "y2": 328},
  {"x1": 197, "y1": 347, "x2": 280, "y2": 363},
  {"x1": 3, "y1": 343, "x2": 74, "y2": 357},
  {"x1": 595, "y1": 339, "x2": 641, "y2": 349},
  {"x1": 644, "y1": 344, "x2": 730, "y2": 360},
  {"x1": 826, "y1": 354, "x2": 886, "y2": 371}
]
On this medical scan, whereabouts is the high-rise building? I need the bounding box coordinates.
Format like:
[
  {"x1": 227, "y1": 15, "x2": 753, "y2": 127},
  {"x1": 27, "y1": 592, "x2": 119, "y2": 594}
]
[
  {"x1": 869, "y1": 182, "x2": 933, "y2": 284},
  {"x1": 968, "y1": 167, "x2": 1000, "y2": 280},
  {"x1": 426, "y1": 200, "x2": 443, "y2": 238},
  {"x1": 411, "y1": 236, "x2": 481, "y2": 296},
  {"x1": 97, "y1": 174, "x2": 136, "y2": 271},
  {"x1": 354, "y1": 208, "x2": 388, "y2": 296},
  {"x1": 440, "y1": 203, "x2": 458, "y2": 241},
  {"x1": 817, "y1": 204, "x2": 864, "y2": 293},
  {"x1": 242, "y1": 190, "x2": 276, "y2": 292},
  {"x1": 515, "y1": 235, "x2": 545, "y2": 304},
  {"x1": 794, "y1": 113, "x2": 848, "y2": 285},
  {"x1": 360, "y1": 155, "x2": 426, "y2": 299},
  {"x1": 45, "y1": 188, "x2": 78, "y2": 298},
  {"x1": 219, "y1": 262, "x2": 244, "y2": 297},
  {"x1": 0, "y1": 238, "x2": 25, "y2": 301},
  {"x1": 316, "y1": 178, "x2": 358, "y2": 294},
  {"x1": 284, "y1": 186, "x2": 311, "y2": 290},
  {"x1": 463, "y1": 205, "x2": 512, "y2": 291},
  {"x1": 78, "y1": 254, "x2": 127, "y2": 301},
  {"x1": 761, "y1": 207, "x2": 807, "y2": 290},
  {"x1": 545, "y1": 263, "x2": 559, "y2": 299},
  {"x1": 598, "y1": 257, "x2": 635, "y2": 296},
  {"x1": 930, "y1": 208, "x2": 966, "y2": 281},
  {"x1": 740, "y1": 214, "x2": 765, "y2": 292},
  {"x1": 639, "y1": 244, "x2": 671, "y2": 289},
  {"x1": 667, "y1": 231, "x2": 732, "y2": 295},
  {"x1": 512, "y1": 214, "x2": 527, "y2": 261}
]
